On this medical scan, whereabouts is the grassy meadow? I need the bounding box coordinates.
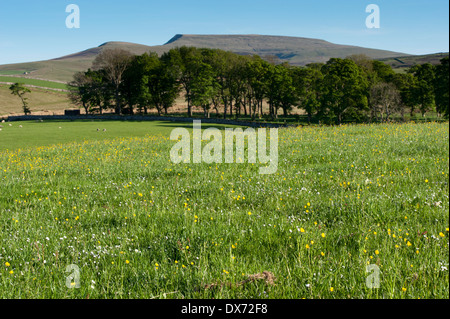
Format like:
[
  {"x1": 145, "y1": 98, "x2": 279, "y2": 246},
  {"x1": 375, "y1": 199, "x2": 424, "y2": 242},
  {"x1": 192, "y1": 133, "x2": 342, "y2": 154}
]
[{"x1": 0, "y1": 120, "x2": 448, "y2": 299}]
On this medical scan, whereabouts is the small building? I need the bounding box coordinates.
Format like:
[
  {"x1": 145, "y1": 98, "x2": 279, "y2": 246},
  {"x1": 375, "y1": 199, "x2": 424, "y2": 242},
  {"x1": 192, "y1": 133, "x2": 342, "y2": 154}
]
[{"x1": 65, "y1": 109, "x2": 81, "y2": 116}]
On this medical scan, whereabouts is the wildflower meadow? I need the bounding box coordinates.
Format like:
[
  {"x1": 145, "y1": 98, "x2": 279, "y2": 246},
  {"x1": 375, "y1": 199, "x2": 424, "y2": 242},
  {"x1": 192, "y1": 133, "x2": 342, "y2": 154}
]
[{"x1": 0, "y1": 120, "x2": 448, "y2": 299}]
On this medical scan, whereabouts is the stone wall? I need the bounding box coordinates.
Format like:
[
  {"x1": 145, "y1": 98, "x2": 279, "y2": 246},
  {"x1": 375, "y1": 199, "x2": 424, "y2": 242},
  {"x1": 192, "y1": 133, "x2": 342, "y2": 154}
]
[{"x1": 5, "y1": 114, "x2": 295, "y2": 128}]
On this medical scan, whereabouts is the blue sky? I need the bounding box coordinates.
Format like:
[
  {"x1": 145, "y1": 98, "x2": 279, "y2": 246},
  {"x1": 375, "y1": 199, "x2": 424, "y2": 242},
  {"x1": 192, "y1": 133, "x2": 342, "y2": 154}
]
[{"x1": 0, "y1": 0, "x2": 448, "y2": 64}]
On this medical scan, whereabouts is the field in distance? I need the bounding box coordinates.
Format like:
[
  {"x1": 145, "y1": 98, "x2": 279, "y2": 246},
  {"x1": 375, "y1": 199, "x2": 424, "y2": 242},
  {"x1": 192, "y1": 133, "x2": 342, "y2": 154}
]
[
  {"x1": 0, "y1": 84, "x2": 71, "y2": 117},
  {"x1": 0, "y1": 76, "x2": 68, "y2": 90}
]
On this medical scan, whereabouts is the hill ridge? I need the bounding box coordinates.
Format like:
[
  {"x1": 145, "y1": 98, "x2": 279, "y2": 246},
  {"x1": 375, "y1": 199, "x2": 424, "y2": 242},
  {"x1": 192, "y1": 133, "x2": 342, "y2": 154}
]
[{"x1": 0, "y1": 34, "x2": 443, "y2": 83}]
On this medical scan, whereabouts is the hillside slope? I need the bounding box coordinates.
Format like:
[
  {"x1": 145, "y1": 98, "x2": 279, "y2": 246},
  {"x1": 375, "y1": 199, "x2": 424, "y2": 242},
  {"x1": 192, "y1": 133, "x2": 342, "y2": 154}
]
[{"x1": 0, "y1": 34, "x2": 414, "y2": 82}]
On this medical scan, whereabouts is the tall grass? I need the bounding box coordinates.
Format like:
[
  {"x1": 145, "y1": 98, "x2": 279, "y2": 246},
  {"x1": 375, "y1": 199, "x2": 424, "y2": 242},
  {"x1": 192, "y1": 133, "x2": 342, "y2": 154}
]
[{"x1": 0, "y1": 121, "x2": 448, "y2": 299}]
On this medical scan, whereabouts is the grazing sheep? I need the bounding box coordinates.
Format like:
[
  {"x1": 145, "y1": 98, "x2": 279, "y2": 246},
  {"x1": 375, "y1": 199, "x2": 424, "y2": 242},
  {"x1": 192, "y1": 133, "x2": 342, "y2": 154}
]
[
  {"x1": 9, "y1": 124, "x2": 12, "y2": 127},
  {"x1": 19, "y1": 125, "x2": 23, "y2": 128},
  {"x1": 103, "y1": 129, "x2": 107, "y2": 132},
  {"x1": 97, "y1": 128, "x2": 100, "y2": 132}
]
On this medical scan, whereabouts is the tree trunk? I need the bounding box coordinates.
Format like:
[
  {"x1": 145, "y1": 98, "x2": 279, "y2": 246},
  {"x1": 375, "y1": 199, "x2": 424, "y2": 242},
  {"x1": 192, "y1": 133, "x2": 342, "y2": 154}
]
[
  {"x1": 114, "y1": 86, "x2": 121, "y2": 115},
  {"x1": 223, "y1": 98, "x2": 228, "y2": 119},
  {"x1": 186, "y1": 89, "x2": 192, "y2": 117},
  {"x1": 83, "y1": 102, "x2": 89, "y2": 115},
  {"x1": 243, "y1": 96, "x2": 248, "y2": 117}
]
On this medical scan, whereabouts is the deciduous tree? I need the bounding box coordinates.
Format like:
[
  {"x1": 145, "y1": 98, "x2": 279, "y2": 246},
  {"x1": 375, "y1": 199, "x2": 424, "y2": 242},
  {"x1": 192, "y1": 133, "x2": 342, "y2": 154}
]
[
  {"x1": 9, "y1": 83, "x2": 31, "y2": 115},
  {"x1": 92, "y1": 48, "x2": 133, "y2": 114}
]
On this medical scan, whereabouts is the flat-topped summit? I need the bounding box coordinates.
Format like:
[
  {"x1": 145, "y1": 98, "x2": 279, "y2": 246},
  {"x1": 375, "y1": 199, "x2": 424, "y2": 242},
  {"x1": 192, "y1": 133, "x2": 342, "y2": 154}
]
[{"x1": 0, "y1": 33, "x2": 424, "y2": 82}]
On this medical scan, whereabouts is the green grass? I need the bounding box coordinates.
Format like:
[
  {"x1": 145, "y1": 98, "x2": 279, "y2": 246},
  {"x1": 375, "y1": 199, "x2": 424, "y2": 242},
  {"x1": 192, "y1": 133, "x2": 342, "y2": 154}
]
[
  {"x1": 0, "y1": 70, "x2": 32, "y2": 76},
  {"x1": 0, "y1": 120, "x2": 241, "y2": 151},
  {"x1": 0, "y1": 76, "x2": 68, "y2": 90},
  {"x1": 0, "y1": 120, "x2": 448, "y2": 299}
]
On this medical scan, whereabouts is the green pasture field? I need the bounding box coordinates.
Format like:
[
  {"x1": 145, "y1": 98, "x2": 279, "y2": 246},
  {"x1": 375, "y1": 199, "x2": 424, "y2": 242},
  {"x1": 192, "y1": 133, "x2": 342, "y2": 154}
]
[
  {"x1": 0, "y1": 120, "x2": 241, "y2": 151},
  {"x1": 0, "y1": 120, "x2": 448, "y2": 299},
  {"x1": 0, "y1": 71, "x2": 30, "y2": 76},
  {"x1": 0, "y1": 76, "x2": 68, "y2": 90},
  {"x1": 0, "y1": 120, "x2": 189, "y2": 151}
]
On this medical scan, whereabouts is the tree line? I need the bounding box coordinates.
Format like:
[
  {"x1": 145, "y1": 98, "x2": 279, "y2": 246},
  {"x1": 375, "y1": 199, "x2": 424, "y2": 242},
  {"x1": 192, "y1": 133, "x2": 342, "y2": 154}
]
[{"x1": 68, "y1": 47, "x2": 449, "y2": 124}]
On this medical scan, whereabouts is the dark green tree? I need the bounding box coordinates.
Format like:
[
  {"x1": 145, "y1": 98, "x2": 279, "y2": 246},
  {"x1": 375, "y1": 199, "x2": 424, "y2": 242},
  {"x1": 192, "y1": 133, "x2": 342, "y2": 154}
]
[
  {"x1": 408, "y1": 63, "x2": 436, "y2": 117},
  {"x1": 245, "y1": 56, "x2": 270, "y2": 119},
  {"x1": 190, "y1": 60, "x2": 217, "y2": 118},
  {"x1": 434, "y1": 57, "x2": 449, "y2": 117},
  {"x1": 265, "y1": 63, "x2": 297, "y2": 118},
  {"x1": 161, "y1": 46, "x2": 202, "y2": 117},
  {"x1": 292, "y1": 66, "x2": 323, "y2": 123},
  {"x1": 319, "y1": 58, "x2": 369, "y2": 124},
  {"x1": 68, "y1": 69, "x2": 112, "y2": 114},
  {"x1": 122, "y1": 52, "x2": 159, "y2": 114},
  {"x1": 148, "y1": 59, "x2": 181, "y2": 116},
  {"x1": 68, "y1": 71, "x2": 92, "y2": 114},
  {"x1": 372, "y1": 60, "x2": 395, "y2": 83}
]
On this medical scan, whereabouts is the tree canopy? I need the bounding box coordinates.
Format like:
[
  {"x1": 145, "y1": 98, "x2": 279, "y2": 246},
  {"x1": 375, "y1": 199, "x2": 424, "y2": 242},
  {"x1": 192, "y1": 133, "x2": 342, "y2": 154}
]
[{"x1": 68, "y1": 47, "x2": 449, "y2": 123}]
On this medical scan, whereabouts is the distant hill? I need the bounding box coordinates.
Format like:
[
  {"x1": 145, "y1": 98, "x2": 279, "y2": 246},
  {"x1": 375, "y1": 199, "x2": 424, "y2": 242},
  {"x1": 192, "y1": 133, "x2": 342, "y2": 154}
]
[
  {"x1": 160, "y1": 34, "x2": 409, "y2": 64},
  {"x1": 379, "y1": 52, "x2": 449, "y2": 71},
  {"x1": 0, "y1": 42, "x2": 157, "y2": 83},
  {"x1": 0, "y1": 34, "x2": 443, "y2": 83}
]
